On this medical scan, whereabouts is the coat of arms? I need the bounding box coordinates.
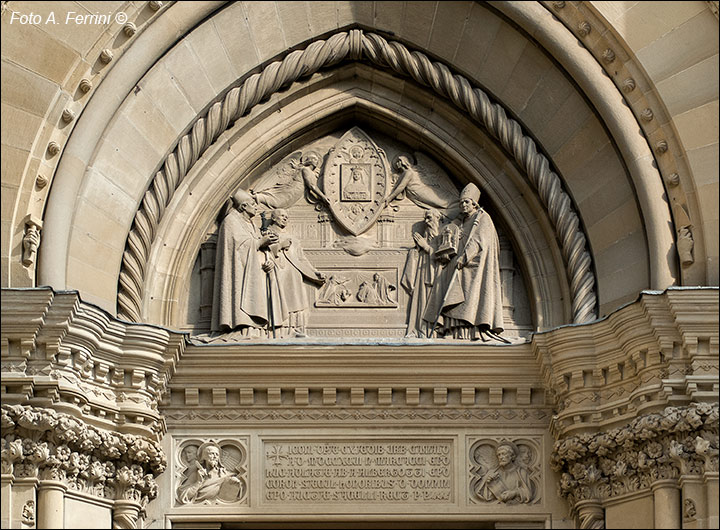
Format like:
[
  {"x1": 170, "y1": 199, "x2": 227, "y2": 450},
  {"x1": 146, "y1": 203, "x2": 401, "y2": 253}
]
[{"x1": 323, "y1": 127, "x2": 390, "y2": 235}]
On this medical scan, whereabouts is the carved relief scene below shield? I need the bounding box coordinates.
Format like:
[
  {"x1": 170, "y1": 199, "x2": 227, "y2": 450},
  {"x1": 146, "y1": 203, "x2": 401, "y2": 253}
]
[
  {"x1": 187, "y1": 126, "x2": 533, "y2": 341},
  {"x1": 315, "y1": 269, "x2": 398, "y2": 308}
]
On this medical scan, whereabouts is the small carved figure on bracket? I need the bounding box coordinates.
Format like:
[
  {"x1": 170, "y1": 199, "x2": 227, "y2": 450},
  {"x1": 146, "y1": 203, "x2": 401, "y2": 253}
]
[
  {"x1": 177, "y1": 442, "x2": 246, "y2": 505},
  {"x1": 21, "y1": 500, "x2": 35, "y2": 526},
  {"x1": 384, "y1": 153, "x2": 459, "y2": 218},
  {"x1": 423, "y1": 183, "x2": 507, "y2": 342},
  {"x1": 263, "y1": 208, "x2": 326, "y2": 338},
  {"x1": 673, "y1": 203, "x2": 695, "y2": 266},
  {"x1": 402, "y1": 209, "x2": 444, "y2": 337},
  {"x1": 472, "y1": 441, "x2": 535, "y2": 504},
  {"x1": 22, "y1": 220, "x2": 41, "y2": 268}
]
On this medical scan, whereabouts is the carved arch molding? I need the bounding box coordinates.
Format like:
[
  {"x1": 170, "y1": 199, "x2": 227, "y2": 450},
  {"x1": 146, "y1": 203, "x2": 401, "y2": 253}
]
[{"x1": 117, "y1": 29, "x2": 597, "y2": 326}]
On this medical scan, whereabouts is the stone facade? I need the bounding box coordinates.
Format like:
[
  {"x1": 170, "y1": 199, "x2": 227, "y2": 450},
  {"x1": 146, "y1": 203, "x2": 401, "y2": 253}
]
[{"x1": 2, "y1": 2, "x2": 718, "y2": 528}]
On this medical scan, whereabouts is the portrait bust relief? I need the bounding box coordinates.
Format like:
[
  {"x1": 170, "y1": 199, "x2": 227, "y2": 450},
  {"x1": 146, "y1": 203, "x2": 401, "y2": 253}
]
[
  {"x1": 469, "y1": 439, "x2": 540, "y2": 505},
  {"x1": 176, "y1": 440, "x2": 247, "y2": 505}
]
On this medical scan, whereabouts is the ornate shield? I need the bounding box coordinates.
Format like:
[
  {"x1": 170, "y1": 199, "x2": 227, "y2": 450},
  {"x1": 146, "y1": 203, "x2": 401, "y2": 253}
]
[{"x1": 323, "y1": 127, "x2": 390, "y2": 235}]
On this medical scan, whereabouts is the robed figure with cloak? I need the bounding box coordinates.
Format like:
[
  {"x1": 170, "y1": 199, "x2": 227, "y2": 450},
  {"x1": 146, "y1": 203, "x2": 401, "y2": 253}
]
[
  {"x1": 402, "y1": 208, "x2": 443, "y2": 338},
  {"x1": 423, "y1": 183, "x2": 505, "y2": 341},
  {"x1": 211, "y1": 189, "x2": 277, "y2": 338},
  {"x1": 263, "y1": 208, "x2": 325, "y2": 337}
]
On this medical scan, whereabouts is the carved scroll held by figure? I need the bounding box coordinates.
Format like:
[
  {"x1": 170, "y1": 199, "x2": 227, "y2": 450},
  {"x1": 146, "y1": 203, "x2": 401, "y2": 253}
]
[
  {"x1": 471, "y1": 442, "x2": 536, "y2": 504},
  {"x1": 177, "y1": 442, "x2": 246, "y2": 504},
  {"x1": 263, "y1": 208, "x2": 326, "y2": 338},
  {"x1": 402, "y1": 209, "x2": 443, "y2": 338},
  {"x1": 384, "y1": 153, "x2": 460, "y2": 218},
  {"x1": 356, "y1": 272, "x2": 397, "y2": 306},
  {"x1": 252, "y1": 151, "x2": 330, "y2": 209},
  {"x1": 211, "y1": 189, "x2": 278, "y2": 339},
  {"x1": 423, "y1": 183, "x2": 506, "y2": 341}
]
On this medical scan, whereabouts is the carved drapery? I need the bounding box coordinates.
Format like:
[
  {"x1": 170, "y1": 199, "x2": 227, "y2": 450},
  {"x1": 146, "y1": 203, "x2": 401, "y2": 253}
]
[
  {"x1": 117, "y1": 29, "x2": 597, "y2": 326},
  {"x1": 551, "y1": 403, "x2": 719, "y2": 521}
]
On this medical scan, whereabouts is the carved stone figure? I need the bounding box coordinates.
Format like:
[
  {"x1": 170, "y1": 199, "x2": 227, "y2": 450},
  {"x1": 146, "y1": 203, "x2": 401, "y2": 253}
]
[
  {"x1": 316, "y1": 274, "x2": 352, "y2": 306},
  {"x1": 402, "y1": 209, "x2": 443, "y2": 338},
  {"x1": 22, "y1": 220, "x2": 41, "y2": 267},
  {"x1": 423, "y1": 183, "x2": 505, "y2": 341},
  {"x1": 474, "y1": 442, "x2": 534, "y2": 504},
  {"x1": 252, "y1": 151, "x2": 329, "y2": 209},
  {"x1": 21, "y1": 500, "x2": 35, "y2": 526},
  {"x1": 677, "y1": 225, "x2": 694, "y2": 266},
  {"x1": 384, "y1": 153, "x2": 459, "y2": 218},
  {"x1": 356, "y1": 272, "x2": 396, "y2": 306},
  {"x1": 263, "y1": 208, "x2": 326, "y2": 337},
  {"x1": 684, "y1": 498, "x2": 697, "y2": 519},
  {"x1": 177, "y1": 442, "x2": 245, "y2": 504},
  {"x1": 211, "y1": 189, "x2": 278, "y2": 338},
  {"x1": 673, "y1": 203, "x2": 695, "y2": 266}
]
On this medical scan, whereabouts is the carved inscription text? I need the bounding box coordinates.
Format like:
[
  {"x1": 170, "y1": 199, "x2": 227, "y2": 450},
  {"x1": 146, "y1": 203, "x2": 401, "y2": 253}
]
[{"x1": 263, "y1": 440, "x2": 453, "y2": 503}]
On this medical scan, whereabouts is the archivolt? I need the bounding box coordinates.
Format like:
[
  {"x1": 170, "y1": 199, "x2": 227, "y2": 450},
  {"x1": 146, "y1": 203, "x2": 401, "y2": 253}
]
[{"x1": 117, "y1": 29, "x2": 597, "y2": 325}]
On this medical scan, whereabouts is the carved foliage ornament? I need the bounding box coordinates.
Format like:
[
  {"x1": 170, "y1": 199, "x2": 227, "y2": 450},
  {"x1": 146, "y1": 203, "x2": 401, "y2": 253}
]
[
  {"x1": 116, "y1": 30, "x2": 597, "y2": 326},
  {"x1": 551, "y1": 403, "x2": 719, "y2": 503},
  {"x1": 1, "y1": 404, "x2": 165, "y2": 505}
]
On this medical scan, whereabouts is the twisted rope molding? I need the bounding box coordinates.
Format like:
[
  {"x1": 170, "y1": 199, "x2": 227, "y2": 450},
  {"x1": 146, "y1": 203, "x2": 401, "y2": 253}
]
[{"x1": 117, "y1": 29, "x2": 597, "y2": 324}]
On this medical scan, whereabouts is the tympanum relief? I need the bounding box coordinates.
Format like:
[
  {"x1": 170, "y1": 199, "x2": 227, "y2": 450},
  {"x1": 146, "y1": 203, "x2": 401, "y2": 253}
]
[{"x1": 191, "y1": 127, "x2": 532, "y2": 341}]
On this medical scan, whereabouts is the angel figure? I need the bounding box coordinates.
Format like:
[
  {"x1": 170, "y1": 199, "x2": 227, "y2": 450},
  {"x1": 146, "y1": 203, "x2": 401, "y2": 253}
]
[
  {"x1": 252, "y1": 151, "x2": 330, "y2": 209},
  {"x1": 383, "y1": 153, "x2": 460, "y2": 217}
]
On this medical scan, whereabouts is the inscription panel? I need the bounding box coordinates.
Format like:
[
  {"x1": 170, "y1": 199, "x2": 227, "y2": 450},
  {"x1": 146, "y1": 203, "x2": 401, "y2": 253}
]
[{"x1": 263, "y1": 439, "x2": 454, "y2": 504}]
